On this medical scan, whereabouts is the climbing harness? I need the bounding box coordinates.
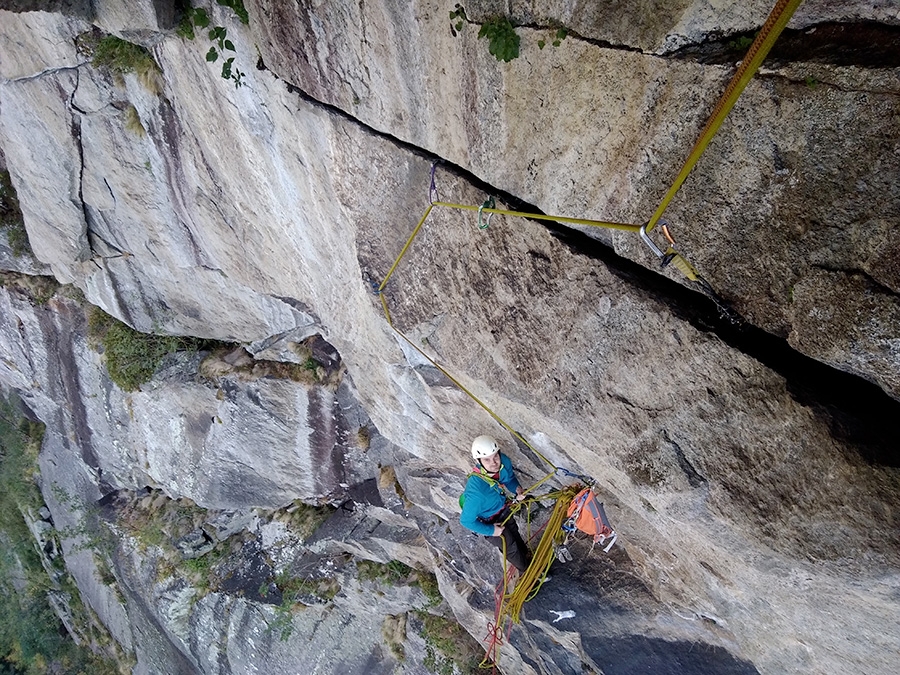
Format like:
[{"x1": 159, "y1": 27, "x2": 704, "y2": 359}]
[{"x1": 459, "y1": 466, "x2": 516, "y2": 510}]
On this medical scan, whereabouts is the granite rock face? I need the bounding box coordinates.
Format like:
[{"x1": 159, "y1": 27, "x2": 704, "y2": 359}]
[
  {"x1": 0, "y1": 283, "x2": 373, "y2": 510},
  {"x1": 252, "y1": 0, "x2": 900, "y2": 398},
  {"x1": 0, "y1": 2, "x2": 898, "y2": 675}
]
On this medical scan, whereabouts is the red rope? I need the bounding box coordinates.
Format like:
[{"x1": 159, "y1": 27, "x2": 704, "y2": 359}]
[{"x1": 482, "y1": 566, "x2": 517, "y2": 670}]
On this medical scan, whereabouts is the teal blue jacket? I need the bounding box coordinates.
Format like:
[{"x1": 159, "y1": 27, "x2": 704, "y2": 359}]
[{"x1": 459, "y1": 453, "x2": 521, "y2": 536}]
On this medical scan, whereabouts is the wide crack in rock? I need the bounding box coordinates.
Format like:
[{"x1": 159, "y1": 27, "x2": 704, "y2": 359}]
[{"x1": 673, "y1": 22, "x2": 900, "y2": 68}]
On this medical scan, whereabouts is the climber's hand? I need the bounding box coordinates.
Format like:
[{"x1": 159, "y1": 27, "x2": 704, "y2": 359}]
[{"x1": 492, "y1": 524, "x2": 505, "y2": 537}]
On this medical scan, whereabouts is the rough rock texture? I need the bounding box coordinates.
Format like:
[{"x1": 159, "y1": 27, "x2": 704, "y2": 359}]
[
  {"x1": 0, "y1": 283, "x2": 375, "y2": 510},
  {"x1": 0, "y1": 235, "x2": 53, "y2": 274},
  {"x1": 251, "y1": 0, "x2": 900, "y2": 398},
  {"x1": 0, "y1": 2, "x2": 899, "y2": 675}
]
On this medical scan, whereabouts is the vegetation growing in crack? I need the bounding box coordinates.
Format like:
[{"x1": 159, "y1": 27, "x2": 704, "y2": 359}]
[
  {"x1": 91, "y1": 36, "x2": 156, "y2": 74},
  {"x1": 353, "y1": 559, "x2": 450, "y2": 664},
  {"x1": 77, "y1": 30, "x2": 162, "y2": 94},
  {"x1": 478, "y1": 16, "x2": 521, "y2": 62},
  {"x1": 177, "y1": 0, "x2": 249, "y2": 87},
  {"x1": 115, "y1": 488, "x2": 339, "y2": 642},
  {"x1": 356, "y1": 425, "x2": 371, "y2": 450},
  {"x1": 266, "y1": 569, "x2": 341, "y2": 641},
  {"x1": 0, "y1": 271, "x2": 59, "y2": 305},
  {"x1": 0, "y1": 170, "x2": 31, "y2": 258},
  {"x1": 278, "y1": 499, "x2": 335, "y2": 540},
  {"x1": 216, "y1": 0, "x2": 249, "y2": 25},
  {"x1": 123, "y1": 105, "x2": 146, "y2": 137},
  {"x1": 538, "y1": 27, "x2": 568, "y2": 50},
  {"x1": 87, "y1": 307, "x2": 224, "y2": 391},
  {"x1": 448, "y1": 4, "x2": 468, "y2": 35},
  {"x1": 199, "y1": 340, "x2": 339, "y2": 389},
  {"x1": 115, "y1": 490, "x2": 239, "y2": 593},
  {"x1": 0, "y1": 394, "x2": 44, "y2": 525},
  {"x1": 414, "y1": 609, "x2": 485, "y2": 674},
  {"x1": 382, "y1": 613, "x2": 407, "y2": 660},
  {"x1": 356, "y1": 559, "x2": 442, "y2": 607},
  {"x1": 261, "y1": 567, "x2": 325, "y2": 638},
  {"x1": 726, "y1": 33, "x2": 755, "y2": 53},
  {"x1": 0, "y1": 394, "x2": 122, "y2": 674},
  {"x1": 449, "y1": 6, "x2": 569, "y2": 62},
  {"x1": 356, "y1": 559, "x2": 414, "y2": 585}
]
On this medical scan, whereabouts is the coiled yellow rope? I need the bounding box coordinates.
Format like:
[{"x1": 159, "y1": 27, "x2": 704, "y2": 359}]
[{"x1": 500, "y1": 485, "x2": 580, "y2": 625}]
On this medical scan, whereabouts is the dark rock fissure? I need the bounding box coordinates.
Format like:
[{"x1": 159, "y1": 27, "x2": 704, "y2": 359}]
[
  {"x1": 35, "y1": 300, "x2": 104, "y2": 474},
  {"x1": 662, "y1": 430, "x2": 708, "y2": 487},
  {"x1": 0, "y1": 0, "x2": 93, "y2": 18},
  {"x1": 68, "y1": 72, "x2": 94, "y2": 264},
  {"x1": 271, "y1": 65, "x2": 900, "y2": 469},
  {"x1": 507, "y1": 21, "x2": 648, "y2": 55},
  {"x1": 541, "y1": 218, "x2": 900, "y2": 468},
  {"x1": 672, "y1": 21, "x2": 900, "y2": 69}
]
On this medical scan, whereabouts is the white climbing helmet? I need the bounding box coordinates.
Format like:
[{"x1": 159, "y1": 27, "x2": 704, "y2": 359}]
[{"x1": 471, "y1": 435, "x2": 499, "y2": 460}]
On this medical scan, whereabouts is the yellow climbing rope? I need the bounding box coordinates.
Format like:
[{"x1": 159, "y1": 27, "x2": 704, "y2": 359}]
[
  {"x1": 500, "y1": 485, "x2": 580, "y2": 625},
  {"x1": 477, "y1": 485, "x2": 581, "y2": 669},
  {"x1": 433, "y1": 201, "x2": 642, "y2": 234},
  {"x1": 377, "y1": 284, "x2": 559, "y2": 478},
  {"x1": 377, "y1": 201, "x2": 641, "y2": 295},
  {"x1": 645, "y1": 0, "x2": 805, "y2": 234}
]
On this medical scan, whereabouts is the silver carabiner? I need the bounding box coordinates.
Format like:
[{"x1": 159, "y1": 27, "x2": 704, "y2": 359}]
[
  {"x1": 555, "y1": 545, "x2": 573, "y2": 563},
  {"x1": 639, "y1": 220, "x2": 666, "y2": 260}
]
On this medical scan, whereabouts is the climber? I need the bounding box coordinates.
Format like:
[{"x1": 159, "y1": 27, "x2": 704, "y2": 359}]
[{"x1": 460, "y1": 435, "x2": 533, "y2": 574}]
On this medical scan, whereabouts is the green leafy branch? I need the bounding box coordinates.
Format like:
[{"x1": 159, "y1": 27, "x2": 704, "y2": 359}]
[
  {"x1": 449, "y1": 6, "x2": 569, "y2": 63},
  {"x1": 478, "y1": 16, "x2": 520, "y2": 63},
  {"x1": 178, "y1": 1, "x2": 247, "y2": 87},
  {"x1": 538, "y1": 27, "x2": 568, "y2": 50},
  {"x1": 205, "y1": 25, "x2": 244, "y2": 87},
  {"x1": 216, "y1": 0, "x2": 249, "y2": 25},
  {"x1": 176, "y1": 5, "x2": 210, "y2": 40},
  {"x1": 448, "y1": 3, "x2": 468, "y2": 36}
]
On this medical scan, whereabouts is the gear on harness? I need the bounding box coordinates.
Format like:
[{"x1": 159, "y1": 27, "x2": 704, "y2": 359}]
[
  {"x1": 555, "y1": 544, "x2": 573, "y2": 563},
  {"x1": 562, "y1": 487, "x2": 617, "y2": 553}
]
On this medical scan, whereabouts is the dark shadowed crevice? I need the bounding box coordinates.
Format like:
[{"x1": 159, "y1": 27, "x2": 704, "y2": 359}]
[
  {"x1": 68, "y1": 71, "x2": 94, "y2": 265},
  {"x1": 513, "y1": 22, "x2": 646, "y2": 55},
  {"x1": 35, "y1": 300, "x2": 107, "y2": 478},
  {"x1": 590, "y1": 635, "x2": 761, "y2": 675},
  {"x1": 663, "y1": 430, "x2": 708, "y2": 487},
  {"x1": 539, "y1": 219, "x2": 900, "y2": 468},
  {"x1": 0, "y1": 0, "x2": 93, "y2": 17},
  {"x1": 671, "y1": 21, "x2": 900, "y2": 69}
]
